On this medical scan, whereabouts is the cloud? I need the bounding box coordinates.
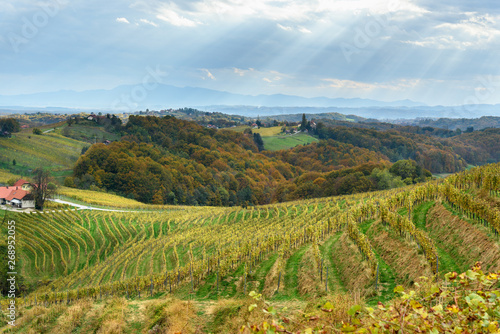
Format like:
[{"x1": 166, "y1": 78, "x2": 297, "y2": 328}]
[
  {"x1": 413, "y1": 0, "x2": 500, "y2": 14},
  {"x1": 116, "y1": 17, "x2": 130, "y2": 24},
  {"x1": 403, "y1": 13, "x2": 500, "y2": 49},
  {"x1": 298, "y1": 26, "x2": 312, "y2": 34},
  {"x1": 321, "y1": 78, "x2": 421, "y2": 91},
  {"x1": 277, "y1": 23, "x2": 312, "y2": 34},
  {"x1": 202, "y1": 69, "x2": 216, "y2": 80},
  {"x1": 4, "y1": 0, "x2": 500, "y2": 106},
  {"x1": 155, "y1": 5, "x2": 199, "y2": 27},
  {"x1": 277, "y1": 23, "x2": 293, "y2": 31},
  {"x1": 137, "y1": 0, "x2": 429, "y2": 28},
  {"x1": 233, "y1": 67, "x2": 254, "y2": 76},
  {"x1": 139, "y1": 18, "x2": 159, "y2": 27}
]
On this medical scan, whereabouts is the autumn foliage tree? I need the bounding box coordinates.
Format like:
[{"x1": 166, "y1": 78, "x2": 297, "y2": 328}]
[{"x1": 31, "y1": 168, "x2": 56, "y2": 210}]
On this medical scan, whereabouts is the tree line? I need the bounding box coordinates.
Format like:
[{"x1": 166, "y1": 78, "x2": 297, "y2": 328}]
[{"x1": 69, "y1": 116, "x2": 432, "y2": 206}]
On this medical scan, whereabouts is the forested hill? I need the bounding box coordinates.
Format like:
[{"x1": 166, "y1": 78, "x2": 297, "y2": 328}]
[
  {"x1": 71, "y1": 116, "x2": 403, "y2": 205},
  {"x1": 70, "y1": 115, "x2": 500, "y2": 206},
  {"x1": 73, "y1": 116, "x2": 298, "y2": 206},
  {"x1": 310, "y1": 124, "x2": 500, "y2": 172}
]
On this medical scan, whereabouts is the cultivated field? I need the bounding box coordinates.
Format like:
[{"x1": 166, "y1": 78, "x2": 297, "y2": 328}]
[
  {"x1": 1, "y1": 163, "x2": 500, "y2": 332},
  {"x1": 262, "y1": 132, "x2": 319, "y2": 151},
  {"x1": 0, "y1": 131, "x2": 87, "y2": 183}
]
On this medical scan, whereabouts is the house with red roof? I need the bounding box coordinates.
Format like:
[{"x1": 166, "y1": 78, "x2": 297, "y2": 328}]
[
  {"x1": 0, "y1": 179, "x2": 35, "y2": 208},
  {"x1": 13, "y1": 179, "x2": 32, "y2": 191},
  {"x1": 0, "y1": 187, "x2": 12, "y2": 205}
]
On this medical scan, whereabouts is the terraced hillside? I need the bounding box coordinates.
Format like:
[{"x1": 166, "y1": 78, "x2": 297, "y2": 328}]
[
  {"x1": 1, "y1": 163, "x2": 499, "y2": 333},
  {"x1": 0, "y1": 129, "x2": 87, "y2": 183}
]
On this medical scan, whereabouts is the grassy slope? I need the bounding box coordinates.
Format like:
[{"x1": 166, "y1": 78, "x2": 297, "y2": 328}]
[
  {"x1": 263, "y1": 133, "x2": 319, "y2": 151},
  {"x1": 0, "y1": 130, "x2": 87, "y2": 183},
  {"x1": 412, "y1": 201, "x2": 462, "y2": 276},
  {"x1": 231, "y1": 126, "x2": 283, "y2": 136},
  {"x1": 0, "y1": 122, "x2": 121, "y2": 184},
  {"x1": 0, "y1": 169, "x2": 21, "y2": 184},
  {"x1": 58, "y1": 187, "x2": 169, "y2": 209},
  {"x1": 229, "y1": 125, "x2": 319, "y2": 150},
  {"x1": 57, "y1": 123, "x2": 121, "y2": 143}
]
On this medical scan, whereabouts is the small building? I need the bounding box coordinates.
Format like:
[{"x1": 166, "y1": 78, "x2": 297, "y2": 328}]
[
  {"x1": 0, "y1": 179, "x2": 35, "y2": 209},
  {"x1": 6, "y1": 189, "x2": 34, "y2": 208},
  {"x1": 87, "y1": 114, "x2": 106, "y2": 122},
  {"x1": 13, "y1": 179, "x2": 32, "y2": 191}
]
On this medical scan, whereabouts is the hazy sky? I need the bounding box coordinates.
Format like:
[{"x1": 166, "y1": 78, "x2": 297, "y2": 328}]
[{"x1": 1, "y1": 0, "x2": 499, "y2": 106}]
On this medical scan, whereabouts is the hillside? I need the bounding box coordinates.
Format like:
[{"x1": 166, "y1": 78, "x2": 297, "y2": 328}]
[
  {"x1": 409, "y1": 115, "x2": 500, "y2": 131},
  {"x1": 72, "y1": 116, "x2": 434, "y2": 205},
  {"x1": 1, "y1": 163, "x2": 499, "y2": 332},
  {"x1": 71, "y1": 115, "x2": 301, "y2": 206},
  {"x1": 67, "y1": 114, "x2": 500, "y2": 207},
  {"x1": 0, "y1": 127, "x2": 88, "y2": 184},
  {"x1": 314, "y1": 124, "x2": 500, "y2": 173}
]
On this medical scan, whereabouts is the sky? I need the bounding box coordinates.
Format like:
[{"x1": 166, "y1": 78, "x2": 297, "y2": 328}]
[{"x1": 0, "y1": 0, "x2": 499, "y2": 106}]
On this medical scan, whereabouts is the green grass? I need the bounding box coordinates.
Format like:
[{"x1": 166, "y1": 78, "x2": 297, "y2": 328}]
[
  {"x1": 273, "y1": 245, "x2": 309, "y2": 300},
  {"x1": 229, "y1": 126, "x2": 282, "y2": 136},
  {"x1": 412, "y1": 201, "x2": 461, "y2": 276},
  {"x1": 0, "y1": 131, "x2": 87, "y2": 184},
  {"x1": 263, "y1": 133, "x2": 319, "y2": 151},
  {"x1": 254, "y1": 254, "x2": 279, "y2": 294},
  {"x1": 0, "y1": 122, "x2": 120, "y2": 184},
  {"x1": 356, "y1": 220, "x2": 397, "y2": 305},
  {"x1": 320, "y1": 233, "x2": 345, "y2": 293},
  {"x1": 57, "y1": 123, "x2": 121, "y2": 143},
  {"x1": 366, "y1": 253, "x2": 397, "y2": 305},
  {"x1": 412, "y1": 201, "x2": 434, "y2": 230}
]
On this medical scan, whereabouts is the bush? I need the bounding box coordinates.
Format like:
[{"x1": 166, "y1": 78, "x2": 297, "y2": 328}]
[
  {"x1": 33, "y1": 128, "x2": 42, "y2": 135},
  {"x1": 63, "y1": 177, "x2": 75, "y2": 188}
]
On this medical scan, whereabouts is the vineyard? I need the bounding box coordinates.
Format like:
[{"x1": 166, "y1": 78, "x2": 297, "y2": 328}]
[
  {"x1": 1, "y1": 163, "x2": 500, "y2": 332},
  {"x1": 0, "y1": 129, "x2": 87, "y2": 183}
]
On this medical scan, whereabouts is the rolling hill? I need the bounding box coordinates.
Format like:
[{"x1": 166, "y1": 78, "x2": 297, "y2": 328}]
[
  {"x1": 0, "y1": 127, "x2": 87, "y2": 184},
  {"x1": 1, "y1": 163, "x2": 499, "y2": 332}
]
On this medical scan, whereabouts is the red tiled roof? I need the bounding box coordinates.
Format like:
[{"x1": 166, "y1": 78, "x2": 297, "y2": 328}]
[
  {"x1": 5, "y1": 189, "x2": 29, "y2": 201},
  {"x1": 0, "y1": 187, "x2": 13, "y2": 199},
  {"x1": 13, "y1": 179, "x2": 29, "y2": 187}
]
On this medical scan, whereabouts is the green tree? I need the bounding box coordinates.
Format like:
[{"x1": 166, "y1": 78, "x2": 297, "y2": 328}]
[
  {"x1": 389, "y1": 159, "x2": 418, "y2": 181},
  {"x1": 12, "y1": 159, "x2": 16, "y2": 166},
  {"x1": 32, "y1": 128, "x2": 42, "y2": 135},
  {"x1": 253, "y1": 133, "x2": 265, "y2": 151},
  {"x1": 63, "y1": 177, "x2": 75, "y2": 188},
  {"x1": 0, "y1": 118, "x2": 20, "y2": 133},
  {"x1": 300, "y1": 113, "x2": 308, "y2": 131}
]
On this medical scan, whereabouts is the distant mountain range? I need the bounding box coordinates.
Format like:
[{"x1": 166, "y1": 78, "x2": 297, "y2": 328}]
[
  {"x1": 0, "y1": 84, "x2": 423, "y2": 110},
  {"x1": 197, "y1": 105, "x2": 500, "y2": 120},
  {"x1": 1, "y1": 84, "x2": 499, "y2": 119}
]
